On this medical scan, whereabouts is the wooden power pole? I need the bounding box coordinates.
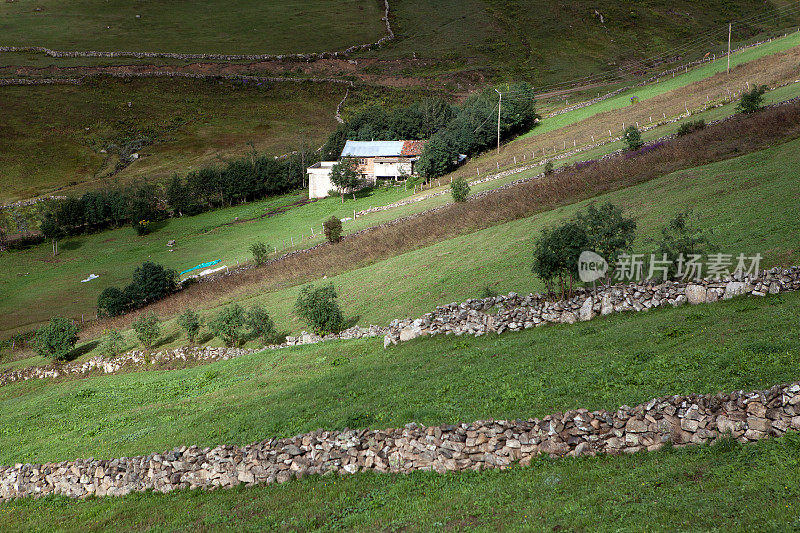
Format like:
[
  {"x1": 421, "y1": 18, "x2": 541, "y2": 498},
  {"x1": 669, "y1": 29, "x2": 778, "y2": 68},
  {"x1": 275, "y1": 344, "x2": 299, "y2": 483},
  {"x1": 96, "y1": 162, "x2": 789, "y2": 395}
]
[
  {"x1": 727, "y1": 23, "x2": 732, "y2": 74},
  {"x1": 495, "y1": 88, "x2": 502, "y2": 155}
]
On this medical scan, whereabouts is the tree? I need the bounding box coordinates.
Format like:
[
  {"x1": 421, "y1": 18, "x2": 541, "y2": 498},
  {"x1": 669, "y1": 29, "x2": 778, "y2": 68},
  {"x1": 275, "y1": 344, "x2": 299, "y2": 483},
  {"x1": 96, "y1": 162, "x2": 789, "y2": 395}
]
[
  {"x1": 737, "y1": 85, "x2": 768, "y2": 114},
  {"x1": 323, "y1": 216, "x2": 343, "y2": 243},
  {"x1": 416, "y1": 137, "x2": 458, "y2": 179},
  {"x1": 623, "y1": 126, "x2": 643, "y2": 151},
  {"x1": 177, "y1": 309, "x2": 203, "y2": 344},
  {"x1": 450, "y1": 177, "x2": 470, "y2": 202},
  {"x1": 34, "y1": 316, "x2": 79, "y2": 361},
  {"x1": 246, "y1": 306, "x2": 276, "y2": 344},
  {"x1": 209, "y1": 304, "x2": 247, "y2": 347},
  {"x1": 250, "y1": 241, "x2": 270, "y2": 266},
  {"x1": 127, "y1": 262, "x2": 177, "y2": 307},
  {"x1": 127, "y1": 181, "x2": 159, "y2": 235},
  {"x1": 97, "y1": 286, "x2": 132, "y2": 318},
  {"x1": 658, "y1": 211, "x2": 715, "y2": 278},
  {"x1": 99, "y1": 329, "x2": 124, "y2": 357},
  {"x1": 294, "y1": 284, "x2": 344, "y2": 335},
  {"x1": 166, "y1": 174, "x2": 192, "y2": 216},
  {"x1": 40, "y1": 212, "x2": 64, "y2": 257},
  {"x1": 531, "y1": 221, "x2": 590, "y2": 297},
  {"x1": 329, "y1": 158, "x2": 362, "y2": 202},
  {"x1": 131, "y1": 312, "x2": 161, "y2": 349},
  {"x1": 574, "y1": 203, "x2": 637, "y2": 269}
]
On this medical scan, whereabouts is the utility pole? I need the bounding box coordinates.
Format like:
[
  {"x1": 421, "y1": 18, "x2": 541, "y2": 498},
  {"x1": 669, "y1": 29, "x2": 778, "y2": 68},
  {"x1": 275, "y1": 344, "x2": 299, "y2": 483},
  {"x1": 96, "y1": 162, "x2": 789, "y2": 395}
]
[
  {"x1": 495, "y1": 88, "x2": 502, "y2": 155},
  {"x1": 727, "y1": 23, "x2": 732, "y2": 74}
]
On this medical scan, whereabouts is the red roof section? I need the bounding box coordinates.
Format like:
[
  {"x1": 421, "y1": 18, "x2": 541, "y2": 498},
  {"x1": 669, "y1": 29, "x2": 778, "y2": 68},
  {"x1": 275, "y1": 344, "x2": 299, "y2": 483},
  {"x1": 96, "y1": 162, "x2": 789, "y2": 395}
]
[{"x1": 401, "y1": 140, "x2": 426, "y2": 156}]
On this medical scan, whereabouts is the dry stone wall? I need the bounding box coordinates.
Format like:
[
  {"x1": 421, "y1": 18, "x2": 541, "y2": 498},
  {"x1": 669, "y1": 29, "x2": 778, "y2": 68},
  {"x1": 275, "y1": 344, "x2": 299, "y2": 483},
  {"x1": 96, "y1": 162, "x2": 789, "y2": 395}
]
[
  {"x1": 3, "y1": 268, "x2": 798, "y2": 387},
  {"x1": 2, "y1": 380, "x2": 799, "y2": 501},
  {"x1": 383, "y1": 267, "x2": 800, "y2": 345},
  {"x1": 0, "y1": 326, "x2": 387, "y2": 387}
]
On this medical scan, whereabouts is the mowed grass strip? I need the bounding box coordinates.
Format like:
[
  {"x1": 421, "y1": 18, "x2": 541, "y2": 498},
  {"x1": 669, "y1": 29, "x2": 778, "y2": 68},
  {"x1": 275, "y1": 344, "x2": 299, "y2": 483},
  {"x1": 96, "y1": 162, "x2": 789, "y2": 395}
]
[
  {"x1": 2, "y1": 433, "x2": 799, "y2": 531},
  {"x1": 448, "y1": 37, "x2": 800, "y2": 181},
  {"x1": 0, "y1": 0, "x2": 384, "y2": 55},
  {"x1": 0, "y1": 288, "x2": 798, "y2": 463}
]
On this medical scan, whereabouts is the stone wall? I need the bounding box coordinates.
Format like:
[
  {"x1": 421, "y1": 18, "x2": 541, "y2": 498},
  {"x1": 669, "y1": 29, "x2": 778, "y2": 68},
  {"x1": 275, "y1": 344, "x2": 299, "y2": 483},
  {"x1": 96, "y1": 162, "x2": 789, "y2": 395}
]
[
  {"x1": 2, "y1": 380, "x2": 798, "y2": 501},
  {"x1": 0, "y1": 326, "x2": 387, "y2": 387},
  {"x1": 3, "y1": 267, "x2": 797, "y2": 387},
  {"x1": 384, "y1": 267, "x2": 800, "y2": 345}
]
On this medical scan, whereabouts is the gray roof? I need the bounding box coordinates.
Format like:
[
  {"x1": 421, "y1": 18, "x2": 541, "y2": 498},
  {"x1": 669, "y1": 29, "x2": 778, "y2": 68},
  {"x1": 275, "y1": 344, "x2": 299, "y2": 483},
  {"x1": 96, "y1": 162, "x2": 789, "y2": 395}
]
[{"x1": 341, "y1": 140, "x2": 405, "y2": 158}]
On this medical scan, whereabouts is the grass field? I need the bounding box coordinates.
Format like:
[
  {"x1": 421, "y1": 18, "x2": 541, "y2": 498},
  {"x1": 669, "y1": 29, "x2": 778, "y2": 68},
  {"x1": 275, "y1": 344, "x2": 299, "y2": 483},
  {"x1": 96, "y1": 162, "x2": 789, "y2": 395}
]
[
  {"x1": 1, "y1": 285, "x2": 798, "y2": 464},
  {"x1": 0, "y1": 0, "x2": 384, "y2": 55},
  {"x1": 2, "y1": 434, "x2": 799, "y2": 531},
  {"x1": 3, "y1": 132, "x2": 799, "y2": 370},
  {"x1": 448, "y1": 35, "x2": 800, "y2": 180},
  {"x1": 1, "y1": 33, "x2": 798, "y2": 340},
  {"x1": 0, "y1": 77, "x2": 349, "y2": 203},
  {"x1": 370, "y1": 0, "x2": 800, "y2": 83}
]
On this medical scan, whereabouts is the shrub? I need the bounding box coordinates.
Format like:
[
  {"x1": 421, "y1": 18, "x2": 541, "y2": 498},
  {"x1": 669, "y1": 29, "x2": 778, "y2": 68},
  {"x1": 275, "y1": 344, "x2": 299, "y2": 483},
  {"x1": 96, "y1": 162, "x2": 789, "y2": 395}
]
[
  {"x1": 532, "y1": 203, "x2": 636, "y2": 293},
  {"x1": 250, "y1": 241, "x2": 270, "y2": 266},
  {"x1": 246, "y1": 306, "x2": 277, "y2": 344},
  {"x1": 532, "y1": 220, "x2": 589, "y2": 296},
  {"x1": 574, "y1": 203, "x2": 637, "y2": 267},
  {"x1": 450, "y1": 177, "x2": 470, "y2": 203},
  {"x1": 34, "y1": 316, "x2": 79, "y2": 361},
  {"x1": 677, "y1": 119, "x2": 706, "y2": 136},
  {"x1": 543, "y1": 160, "x2": 554, "y2": 175},
  {"x1": 623, "y1": 126, "x2": 644, "y2": 151},
  {"x1": 177, "y1": 309, "x2": 202, "y2": 344},
  {"x1": 126, "y1": 262, "x2": 177, "y2": 308},
  {"x1": 294, "y1": 283, "x2": 344, "y2": 335},
  {"x1": 480, "y1": 286, "x2": 498, "y2": 299},
  {"x1": 97, "y1": 286, "x2": 131, "y2": 318},
  {"x1": 323, "y1": 216, "x2": 343, "y2": 243},
  {"x1": 737, "y1": 85, "x2": 768, "y2": 114},
  {"x1": 405, "y1": 175, "x2": 423, "y2": 191},
  {"x1": 131, "y1": 312, "x2": 161, "y2": 349},
  {"x1": 657, "y1": 211, "x2": 716, "y2": 278},
  {"x1": 209, "y1": 304, "x2": 247, "y2": 347},
  {"x1": 99, "y1": 329, "x2": 124, "y2": 357}
]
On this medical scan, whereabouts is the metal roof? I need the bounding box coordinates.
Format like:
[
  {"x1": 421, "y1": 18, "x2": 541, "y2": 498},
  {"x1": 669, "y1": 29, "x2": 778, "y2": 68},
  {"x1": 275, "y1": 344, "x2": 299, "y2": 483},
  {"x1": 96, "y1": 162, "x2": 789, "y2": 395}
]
[{"x1": 341, "y1": 140, "x2": 406, "y2": 158}]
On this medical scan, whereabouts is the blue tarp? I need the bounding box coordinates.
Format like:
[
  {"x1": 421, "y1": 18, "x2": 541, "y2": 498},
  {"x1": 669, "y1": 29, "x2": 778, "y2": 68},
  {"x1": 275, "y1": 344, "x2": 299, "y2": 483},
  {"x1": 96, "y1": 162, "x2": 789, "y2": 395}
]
[{"x1": 179, "y1": 259, "x2": 221, "y2": 276}]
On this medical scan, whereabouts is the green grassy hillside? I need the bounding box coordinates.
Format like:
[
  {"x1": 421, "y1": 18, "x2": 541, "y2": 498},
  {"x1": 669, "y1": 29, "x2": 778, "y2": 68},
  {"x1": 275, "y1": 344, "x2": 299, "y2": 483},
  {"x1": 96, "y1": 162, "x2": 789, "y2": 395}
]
[
  {"x1": 374, "y1": 0, "x2": 800, "y2": 84},
  {"x1": 0, "y1": 77, "x2": 352, "y2": 203},
  {"x1": 0, "y1": 0, "x2": 384, "y2": 55},
  {"x1": 1, "y1": 285, "x2": 798, "y2": 465}
]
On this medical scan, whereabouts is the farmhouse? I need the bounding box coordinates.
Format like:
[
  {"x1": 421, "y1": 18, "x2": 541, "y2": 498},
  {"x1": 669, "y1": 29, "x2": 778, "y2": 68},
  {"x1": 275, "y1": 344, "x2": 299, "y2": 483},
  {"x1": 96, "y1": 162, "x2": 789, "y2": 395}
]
[{"x1": 307, "y1": 140, "x2": 426, "y2": 199}]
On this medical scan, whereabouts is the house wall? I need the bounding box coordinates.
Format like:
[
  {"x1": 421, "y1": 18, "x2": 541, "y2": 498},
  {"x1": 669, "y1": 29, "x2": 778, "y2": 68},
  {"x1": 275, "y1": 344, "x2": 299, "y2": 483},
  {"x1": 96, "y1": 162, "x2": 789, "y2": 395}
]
[{"x1": 308, "y1": 168, "x2": 334, "y2": 199}]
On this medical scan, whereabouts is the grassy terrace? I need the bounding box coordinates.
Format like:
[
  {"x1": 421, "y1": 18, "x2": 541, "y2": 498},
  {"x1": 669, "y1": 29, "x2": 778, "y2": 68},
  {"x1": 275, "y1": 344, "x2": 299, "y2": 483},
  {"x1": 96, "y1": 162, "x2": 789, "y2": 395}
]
[
  {"x1": 0, "y1": 0, "x2": 384, "y2": 55},
  {"x1": 0, "y1": 281, "x2": 799, "y2": 529},
  {"x1": 1, "y1": 287, "x2": 798, "y2": 465},
  {"x1": 3, "y1": 134, "x2": 800, "y2": 369},
  {"x1": 2, "y1": 435, "x2": 799, "y2": 531},
  {"x1": 2, "y1": 75, "x2": 798, "y2": 342}
]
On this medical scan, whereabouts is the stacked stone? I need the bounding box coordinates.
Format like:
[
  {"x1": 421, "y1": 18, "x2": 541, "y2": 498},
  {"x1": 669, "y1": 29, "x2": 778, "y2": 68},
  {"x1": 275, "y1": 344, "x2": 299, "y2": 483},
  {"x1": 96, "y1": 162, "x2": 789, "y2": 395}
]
[
  {"x1": 2, "y1": 381, "x2": 799, "y2": 501},
  {"x1": 385, "y1": 267, "x2": 800, "y2": 345},
  {"x1": 0, "y1": 325, "x2": 389, "y2": 387},
  {"x1": 0, "y1": 346, "x2": 258, "y2": 387}
]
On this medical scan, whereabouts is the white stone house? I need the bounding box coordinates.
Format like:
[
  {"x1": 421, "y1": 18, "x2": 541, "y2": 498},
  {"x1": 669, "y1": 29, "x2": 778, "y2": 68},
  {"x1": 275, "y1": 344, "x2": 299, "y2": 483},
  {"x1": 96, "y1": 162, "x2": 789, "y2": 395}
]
[{"x1": 307, "y1": 140, "x2": 426, "y2": 199}]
